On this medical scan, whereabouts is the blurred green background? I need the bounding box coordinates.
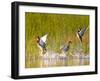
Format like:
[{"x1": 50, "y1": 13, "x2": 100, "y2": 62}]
[{"x1": 25, "y1": 12, "x2": 89, "y2": 68}]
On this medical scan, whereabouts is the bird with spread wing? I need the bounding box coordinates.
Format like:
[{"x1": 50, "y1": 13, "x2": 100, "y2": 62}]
[
  {"x1": 76, "y1": 27, "x2": 88, "y2": 43},
  {"x1": 36, "y1": 34, "x2": 48, "y2": 55}
]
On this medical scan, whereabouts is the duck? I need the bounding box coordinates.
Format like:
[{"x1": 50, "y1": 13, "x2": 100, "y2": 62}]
[
  {"x1": 76, "y1": 27, "x2": 88, "y2": 43},
  {"x1": 37, "y1": 34, "x2": 48, "y2": 55},
  {"x1": 60, "y1": 41, "x2": 72, "y2": 54}
]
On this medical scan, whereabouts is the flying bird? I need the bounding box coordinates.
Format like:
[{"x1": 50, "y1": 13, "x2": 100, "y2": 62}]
[
  {"x1": 76, "y1": 27, "x2": 88, "y2": 42},
  {"x1": 37, "y1": 34, "x2": 48, "y2": 55},
  {"x1": 60, "y1": 41, "x2": 72, "y2": 54}
]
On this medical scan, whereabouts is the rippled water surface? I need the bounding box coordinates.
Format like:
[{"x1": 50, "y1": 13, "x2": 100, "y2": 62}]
[{"x1": 26, "y1": 52, "x2": 89, "y2": 68}]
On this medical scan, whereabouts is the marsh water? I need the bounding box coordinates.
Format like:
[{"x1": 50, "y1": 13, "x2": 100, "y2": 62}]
[{"x1": 25, "y1": 51, "x2": 89, "y2": 68}]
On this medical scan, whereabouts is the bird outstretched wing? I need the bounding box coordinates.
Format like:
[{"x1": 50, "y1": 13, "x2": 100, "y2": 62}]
[
  {"x1": 79, "y1": 27, "x2": 87, "y2": 37},
  {"x1": 40, "y1": 34, "x2": 48, "y2": 43}
]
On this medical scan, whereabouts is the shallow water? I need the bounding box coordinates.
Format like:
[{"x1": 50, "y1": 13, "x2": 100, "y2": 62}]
[{"x1": 25, "y1": 52, "x2": 89, "y2": 68}]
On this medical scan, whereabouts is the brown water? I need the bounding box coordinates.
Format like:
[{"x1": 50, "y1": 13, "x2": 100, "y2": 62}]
[{"x1": 25, "y1": 53, "x2": 89, "y2": 68}]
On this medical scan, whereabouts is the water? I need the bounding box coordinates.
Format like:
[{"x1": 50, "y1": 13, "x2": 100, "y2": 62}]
[{"x1": 26, "y1": 51, "x2": 89, "y2": 68}]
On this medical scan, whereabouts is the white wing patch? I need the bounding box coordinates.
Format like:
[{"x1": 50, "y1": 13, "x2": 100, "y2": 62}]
[{"x1": 40, "y1": 34, "x2": 48, "y2": 43}]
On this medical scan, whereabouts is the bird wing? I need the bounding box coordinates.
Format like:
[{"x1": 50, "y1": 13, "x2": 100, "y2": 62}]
[
  {"x1": 40, "y1": 34, "x2": 48, "y2": 43},
  {"x1": 79, "y1": 27, "x2": 87, "y2": 37},
  {"x1": 60, "y1": 44, "x2": 69, "y2": 52},
  {"x1": 60, "y1": 44, "x2": 65, "y2": 50},
  {"x1": 39, "y1": 39, "x2": 46, "y2": 48}
]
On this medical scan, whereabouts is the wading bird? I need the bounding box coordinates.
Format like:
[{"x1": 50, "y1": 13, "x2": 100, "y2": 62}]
[
  {"x1": 60, "y1": 41, "x2": 72, "y2": 54},
  {"x1": 37, "y1": 34, "x2": 48, "y2": 55},
  {"x1": 76, "y1": 27, "x2": 88, "y2": 43}
]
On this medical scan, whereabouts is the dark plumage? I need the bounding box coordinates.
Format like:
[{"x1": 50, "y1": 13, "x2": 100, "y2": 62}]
[
  {"x1": 37, "y1": 34, "x2": 48, "y2": 54},
  {"x1": 76, "y1": 27, "x2": 87, "y2": 42},
  {"x1": 60, "y1": 41, "x2": 72, "y2": 53}
]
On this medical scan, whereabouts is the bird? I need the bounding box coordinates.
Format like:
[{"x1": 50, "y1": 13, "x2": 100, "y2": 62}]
[
  {"x1": 60, "y1": 41, "x2": 72, "y2": 54},
  {"x1": 36, "y1": 34, "x2": 48, "y2": 55},
  {"x1": 76, "y1": 27, "x2": 88, "y2": 43}
]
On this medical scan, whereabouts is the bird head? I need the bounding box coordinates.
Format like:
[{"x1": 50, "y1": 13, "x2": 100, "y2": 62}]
[
  {"x1": 77, "y1": 27, "x2": 81, "y2": 32},
  {"x1": 68, "y1": 41, "x2": 72, "y2": 44},
  {"x1": 78, "y1": 30, "x2": 80, "y2": 32},
  {"x1": 36, "y1": 36, "x2": 40, "y2": 43}
]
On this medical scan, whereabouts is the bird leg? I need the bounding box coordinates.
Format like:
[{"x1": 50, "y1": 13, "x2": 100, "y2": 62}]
[
  {"x1": 42, "y1": 48, "x2": 47, "y2": 54},
  {"x1": 39, "y1": 50, "x2": 43, "y2": 56}
]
